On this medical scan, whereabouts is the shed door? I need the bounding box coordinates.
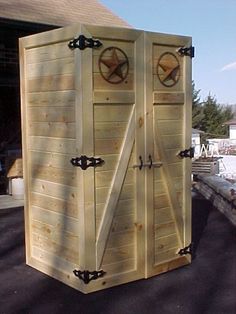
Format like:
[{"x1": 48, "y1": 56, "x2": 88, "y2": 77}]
[
  {"x1": 144, "y1": 32, "x2": 192, "y2": 277},
  {"x1": 77, "y1": 25, "x2": 145, "y2": 286}
]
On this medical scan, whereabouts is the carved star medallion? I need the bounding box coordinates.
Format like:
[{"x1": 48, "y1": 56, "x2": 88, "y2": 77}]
[
  {"x1": 157, "y1": 52, "x2": 180, "y2": 87},
  {"x1": 99, "y1": 47, "x2": 129, "y2": 84}
]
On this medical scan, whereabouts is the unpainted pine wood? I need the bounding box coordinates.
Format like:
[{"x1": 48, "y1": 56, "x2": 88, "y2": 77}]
[
  {"x1": 31, "y1": 179, "x2": 77, "y2": 203},
  {"x1": 100, "y1": 258, "x2": 134, "y2": 275},
  {"x1": 95, "y1": 168, "x2": 134, "y2": 188},
  {"x1": 153, "y1": 92, "x2": 184, "y2": 104},
  {"x1": 31, "y1": 164, "x2": 76, "y2": 187},
  {"x1": 156, "y1": 119, "x2": 182, "y2": 135},
  {"x1": 155, "y1": 233, "x2": 179, "y2": 253},
  {"x1": 154, "y1": 105, "x2": 183, "y2": 120},
  {"x1": 93, "y1": 55, "x2": 134, "y2": 74},
  {"x1": 154, "y1": 221, "x2": 176, "y2": 238},
  {"x1": 28, "y1": 74, "x2": 74, "y2": 93},
  {"x1": 25, "y1": 41, "x2": 74, "y2": 64},
  {"x1": 28, "y1": 107, "x2": 75, "y2": 123},
  {"x1": 155, "y1": 247, "x2": 179, "y2": 264},
  {"x1": 32, "y1": 232, "x2": 79, "y2": 264},
  {"x1": 92, "y1": 39, "x2": 134, "y2": 57},
  {"x1": 96, "y1": 106, "x2": 135, "y2": 269},
  {"x1": 106, "y1": 230, "x2": 135, "y2": 249},
  {"x1": 29, "y1": 136, "x2": 76, "y2": 154},
  {"x1": 31, "y1": 220, "x2": 79, "y2": 251},
  {"x1": 31, "y1": 205, "x2": 78, "y2": 234},
  {"x1": 95, "y1": 122, "x2": 127, "y2": 139},
  {"x1": 27, "y1": 57, "x2": 74, "y2": 78},
  {"x1": 94, "y1": 104, "x2": 132, "y2": 122},
  {"x1": 96, "y1": 199, "x2": 135, "y2": 226},
  {"x1": 30, "y1": 151, "x2": 74, "y2": 170},
  {"x1": 154, "y1": 207, "x2": 173, "y2": 225},
  {"x1": 93, "y1": 91, "x2": 135, "y2": 104},
  {"x1": 27, "y1": 90, "x2": 76, "y2": 107},
  {"x1": 102, "y1": 244, "x2": 134, "y2": 266},
  {"x1": 94, "y1": 73, "x2": 133, "y2": 91},
  {"x1": 29, "y1": 122, "x2": 76, "y2": 139},
  {"x1": 31, "y1": 192, "x2": 79, "y2": 219}
]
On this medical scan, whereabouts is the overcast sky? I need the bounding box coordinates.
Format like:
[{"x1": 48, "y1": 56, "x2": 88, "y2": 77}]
[{"x1": 101, "y1": 0, "x2": 236, "y2": 105}]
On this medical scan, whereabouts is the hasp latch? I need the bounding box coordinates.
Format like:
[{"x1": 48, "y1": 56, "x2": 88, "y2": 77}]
[
  {"x1": 178, "y1": 243, "x2": 193, "y2": 256},
  {"x1": 71, "y1": 155, "x2": 104, "y2": 170},
  {"x1": 177, "y1": 46, "x2": 195, "y2": 58},
  {"x1": 68, "y1": 34, "x2": 103, "y2": 50},
  {"x1": 178, "y1": 147, "x2": 194, "y2": 159},
  {"x1": 73, "y1": 269, "x2": 106, "y2": 284}
]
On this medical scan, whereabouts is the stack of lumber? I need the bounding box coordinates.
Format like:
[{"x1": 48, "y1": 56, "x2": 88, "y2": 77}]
[{"x1": 194, "y1": 174, "x2": 236, "y2": 226}]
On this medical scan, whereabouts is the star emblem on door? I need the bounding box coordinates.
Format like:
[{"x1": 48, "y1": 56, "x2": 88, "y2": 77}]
[
  {"x1": 157, "y1": 52, "x2": 180, "y2": 87},
  {"x1": 98, "y1": 47, "x2": 129, "y2": 84}
]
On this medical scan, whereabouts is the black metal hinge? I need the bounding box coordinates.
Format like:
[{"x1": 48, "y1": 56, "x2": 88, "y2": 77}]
[
  {"x1": 68, "y1": 34, "x2": 103, "y2": 50},
  {"x1": 178, "y1": 243, "x2": 193, "y2": 256},
  {"x1": 178, "y1": 147, "x2": 194, "y2": 159},
  {"x1": 73, "y1": 269, "x2": 106, "y2": 284},
  {"x1": 70, "y1": 155, "x2": 104, "y2": 170},
  {"x1": 178, "y1": 46, "x2": 195, "y2": 58}
]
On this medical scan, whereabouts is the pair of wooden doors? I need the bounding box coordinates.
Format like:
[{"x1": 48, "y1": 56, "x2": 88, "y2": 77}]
[
  {"x1": 77, "y1": 25, "x2": 192, "y2": 290},
  {"x1": 20, "y1": 23, "x2": 192, "y2": 293}
]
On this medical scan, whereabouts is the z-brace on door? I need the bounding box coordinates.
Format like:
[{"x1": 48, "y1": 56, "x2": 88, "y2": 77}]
[
  {"x1": 75, "y1": 26, "x2": 192, "y2": 282},
  {"x1": 144, "y1": 32, "x2": 192, "y2": 276},
  {"x1": 77, "y1": 26, "x2": 146, "y2": 283}
]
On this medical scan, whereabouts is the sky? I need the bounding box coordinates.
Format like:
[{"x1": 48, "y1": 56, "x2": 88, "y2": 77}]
[{"x1": 101, "y1": 0, "x2": 236, "y2": 105}]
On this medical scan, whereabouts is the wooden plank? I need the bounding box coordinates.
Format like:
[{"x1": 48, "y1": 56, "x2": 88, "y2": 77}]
[
  {"x1": 96, "y1": 105, "x2": 135, "y2": 268},
  {"x1": 31, "y1": 192, "x2": 78, "y2": 218},
  {"x1": 31, "y1": 206, "x2": 78, "y2": 234},
  {"x1": 27, "y1": 57, "x2": 74, "y2": 78},
  {"x1": 96, "y1": 168, "x2": 134, "y2": 188},
  {"x1": 28, "y1": 107, "x2": 75, "y2": 123},
  {"x1": 95, "y1": 122, "x2": 127, "y2": 139},
  {"x1": 31, "y1": 220, "x2": 79, "y2": 251},
  {"x1": 153, "y1": 92, "x2": 184, "y2": 104},
  {"x1": 29, "y1": 136, "x2": 76, "y2": 154},
  {"x1": 101, "y1": 258, "x2": 134, "y2": 274},
  {"x1": 94, "y1": 104, "x2": 132, "y2": 122},
  {"x1": 29, "y1": 122, "x2": 76, "y2": 139},
  {"x1": 95, "y1": 138, "x2": 123, "y2": 155},
  {"x1": 93, "y1": 91, "x2": 135, "y2": 104},
  {"x1": 25, "y1": 41, "x2": 74, "y2": 64},
  {"x1": 154, "y1": 221, "x2": 176, "y2": 238},
  {"x1": 154, "y1": 105, "x2": 183, "y2": 120},
  {"x1": 30, "y1": 151, "x2": 74, "y2": 170},
  {"x1": 32, "y1": 232, "x2": 78, "y2": 263},
  {"x1": 31, "y1": 164, "x2": 76, "y2": 187},
  {"x1": 27, "y1": 91, "x2": 75, "y2": 107},
  {"x1": 31, "y1": 179, "x2": 77, "y2": 203},
  {"x1": 155, "y1": 247, "x2": 179, "y2": 264},
  {"x1": 154, "y1": 194, "x2": 169, "y2": 210},
  {"x1": 28, "y1": 75, "x2": 74, "y2": 92},
  {"x1": 157, "y1": 120, "x2": 182, "y2": 136},
  {"x1": 94, "y1": 73, "x2": 133, "y2": 91},
  {"x1": 162, "y1": 135, "x2": 182, "y2": 150},
  {"x1": 155, "y1": 234, "x2": 178, "y2": 253},
  {"x1": 101, "y1": 244, "x2": 134, "y2": 266},
  {"x1": 154, "y1": 207, "x2": 173, "y2": 225}
]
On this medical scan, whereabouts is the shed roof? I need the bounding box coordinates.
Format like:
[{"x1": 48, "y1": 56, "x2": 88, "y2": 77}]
[{"x1": 0, "y1": 0, "x2": 130, "y2": 28}]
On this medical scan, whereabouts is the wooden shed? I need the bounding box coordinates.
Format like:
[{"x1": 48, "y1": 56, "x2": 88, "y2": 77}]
[{"x1": 19, "y1": 23, "x2": 193, "y2": 293}]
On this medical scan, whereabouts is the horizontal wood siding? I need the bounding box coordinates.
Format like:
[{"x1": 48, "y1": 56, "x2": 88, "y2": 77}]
[{"x1": 25, "y1": 42, "x2": 79, "y2": 268}]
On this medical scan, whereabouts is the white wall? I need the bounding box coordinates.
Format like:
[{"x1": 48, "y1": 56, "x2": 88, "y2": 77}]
[{"x1": 229, "y1": 125, "x2": 236, "y2": 139}]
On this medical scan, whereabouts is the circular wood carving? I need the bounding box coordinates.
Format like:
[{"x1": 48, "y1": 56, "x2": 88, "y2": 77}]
[
  {"x1": 157, "y1": 52, "x2": 180, "y2": 87},
  {"x1": 99, "y1": 47, "x2": 129, "y2": 84}
]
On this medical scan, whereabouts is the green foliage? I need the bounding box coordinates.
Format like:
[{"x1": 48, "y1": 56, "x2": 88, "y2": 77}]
[{"x1": 192, "y1": 82, "x2": 233, "y2": 139}]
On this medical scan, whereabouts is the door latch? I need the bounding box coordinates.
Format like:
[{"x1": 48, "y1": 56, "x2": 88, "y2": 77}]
[{"x1": 133, "y1": 155, "x2": 162, "y2": 170}]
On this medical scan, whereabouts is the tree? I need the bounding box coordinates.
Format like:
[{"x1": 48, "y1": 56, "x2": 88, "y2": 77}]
[
  {"x1": 201, "y1": 94, "x2": 233, "y2": 138},
  {"x1": 192, "y1": 81, "x2": 204, "y2": 129},
  {"x1": 192, "y1": 82, "x2": 233, "y2": 138}
]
